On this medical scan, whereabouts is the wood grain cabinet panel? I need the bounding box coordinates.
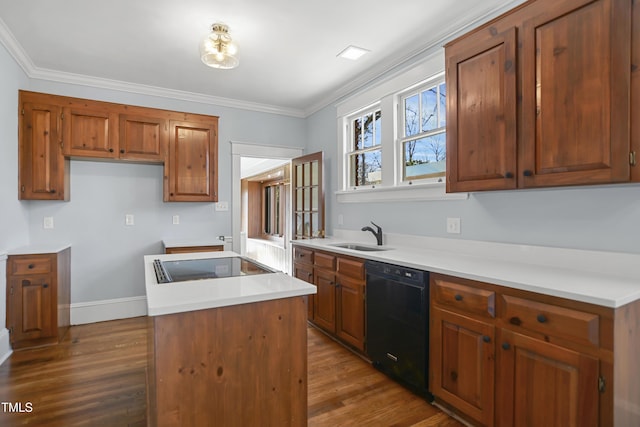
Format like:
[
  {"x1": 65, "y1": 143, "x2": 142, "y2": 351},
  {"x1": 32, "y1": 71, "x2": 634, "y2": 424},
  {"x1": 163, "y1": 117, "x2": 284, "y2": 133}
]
[
  {"x1": 495, "y1": 328, "x2": 599, "y2": 427},
  {"x1": 119, "y1": 114, "x2": 168, "y2": 162},
  {"x1": 335, "y1": 275, "x2": 365, "y2": 351},
  {"x1": 63, "y1": 106, "x2": 119, "y2": 159},
  {"x1": 446, "y1": 0, "x2": 634, "y2": 192},
  {"x1": 165, "y1": 120, "x2": 218, "y2": 202},
  {"x1": 18, "y1": 97, "x2": 69, "y2": 200},
  {"x1": 313, "y1": 268, "x2": 337, "y2": 334},
  {"x1": 6, "y1": 248, "x2": 71, "y2": 350}
]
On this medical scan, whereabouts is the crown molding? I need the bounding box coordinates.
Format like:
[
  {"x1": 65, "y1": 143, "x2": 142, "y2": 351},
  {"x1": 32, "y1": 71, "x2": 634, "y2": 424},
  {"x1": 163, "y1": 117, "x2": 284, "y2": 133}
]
[{"x1": 0, "y1": 17, "x2": 306, "y2": 118}]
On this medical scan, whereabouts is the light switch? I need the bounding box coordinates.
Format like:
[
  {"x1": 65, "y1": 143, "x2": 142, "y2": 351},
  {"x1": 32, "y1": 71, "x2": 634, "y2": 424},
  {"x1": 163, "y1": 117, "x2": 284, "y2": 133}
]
[
  {"x1": 172, "y1": 215, "x2": 180, "y2": 225},
  {"x1": 125, "y1": 214, "x2": 135, "y2": 226},
  {"x1": 215, "y1": 201, "x2": 229, "y2": 211},
  {"x1": 43, "y1": 217, "x2": 54, "y2": 229}
]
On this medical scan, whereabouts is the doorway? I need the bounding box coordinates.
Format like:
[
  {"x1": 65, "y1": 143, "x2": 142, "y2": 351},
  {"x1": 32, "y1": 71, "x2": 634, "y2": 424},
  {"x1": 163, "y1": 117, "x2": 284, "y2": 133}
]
[{"x1": 230, "y1": 142, "x2": 304, "y2": 273}]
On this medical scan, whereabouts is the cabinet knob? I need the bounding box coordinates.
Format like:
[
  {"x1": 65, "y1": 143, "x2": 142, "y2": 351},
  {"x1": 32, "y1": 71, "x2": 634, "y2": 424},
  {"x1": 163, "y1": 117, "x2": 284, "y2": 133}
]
[
  {"x1": 28, "y1": 264, "x2": 35, "y2": 269},
  {"x1": 536, "y1": 314, "x2": 547, "y2": 323},
  {"x1": 482, "y1": 335, "x2": 491, "y2": 343},
  {"x1": 454, "y1": 294, "x2": 463, "y2": 301},
  {"x1": 109, "y1": 148, "x2": 114, "y2": 153},
  {"x1": 523, "y1": 170, "x2": 533, "y2": 177},
  {"x1": 42, "y1": 284, "x2": 49, "y2": 288},
  {"x1": 120, "y1": 149, "x2": 125, "y2": 154},
  {"x1": 505, "y1": 172, "x2": 514, "y2": 179},
  {"x1": 50, "y1": 189, "x2": 56, "y2": 193},
  {"x1": 502, "y1": 342, "x2": 511, "y2": 350}
]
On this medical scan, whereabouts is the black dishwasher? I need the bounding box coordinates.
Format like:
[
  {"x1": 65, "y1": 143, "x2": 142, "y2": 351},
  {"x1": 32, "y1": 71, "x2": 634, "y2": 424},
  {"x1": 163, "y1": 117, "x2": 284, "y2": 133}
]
[{"x1": 365, "y1": 260, "x2": 431, "y2": 398}]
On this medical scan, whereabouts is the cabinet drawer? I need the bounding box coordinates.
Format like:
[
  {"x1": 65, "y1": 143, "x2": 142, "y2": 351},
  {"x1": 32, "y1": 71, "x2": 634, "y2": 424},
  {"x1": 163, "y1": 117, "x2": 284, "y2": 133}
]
[
  {"x1": 501, "y1": 295, "x2": 599, "y2": 347},
  {"x1": 293, "y1": 247, "x2": 313, "y2": 264},
  {"x1": 10, "y1": 256, "x2": 52, "y2": 275},
  {"x1": 336, "y1": 257, "x2": 364, "y2": 281},
  {"x1": 314, "y1": 252, "x2": 336, "y2": 270},
  {"x1": 432, "y1": 278, "x2": 495, "y2": 319}
]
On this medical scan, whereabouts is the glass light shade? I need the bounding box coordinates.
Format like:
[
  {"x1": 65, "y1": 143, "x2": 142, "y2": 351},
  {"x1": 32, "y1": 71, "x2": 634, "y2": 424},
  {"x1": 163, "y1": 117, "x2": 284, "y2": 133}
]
[{"x1": 200, "y1": 24, "x2": 239, "y2": 70}]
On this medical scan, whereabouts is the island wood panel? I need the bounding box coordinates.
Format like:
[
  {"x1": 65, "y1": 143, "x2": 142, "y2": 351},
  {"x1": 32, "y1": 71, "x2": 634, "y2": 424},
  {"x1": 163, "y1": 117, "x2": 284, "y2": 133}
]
[
  {"x1": 148, "y1": 296, "x2": 308, "y2": 427},
  {"x1": 163, "y1": 245, "x2": 223, "y2": 254},
  {"x1": 613, "y1": 299, "x2": 640, "y2": 426}
]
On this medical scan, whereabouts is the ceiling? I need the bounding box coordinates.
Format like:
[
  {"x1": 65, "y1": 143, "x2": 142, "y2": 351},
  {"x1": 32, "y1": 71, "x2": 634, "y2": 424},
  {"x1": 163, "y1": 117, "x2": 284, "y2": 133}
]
[{"x1": 0, "y1": 1, "x2": 520, "y2": 117}]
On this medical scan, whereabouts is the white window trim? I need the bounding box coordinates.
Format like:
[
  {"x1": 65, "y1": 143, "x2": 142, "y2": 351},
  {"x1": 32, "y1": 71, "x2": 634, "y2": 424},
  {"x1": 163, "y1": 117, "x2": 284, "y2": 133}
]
[{"x1": 335, "y1": 49, "x2": 468, "y2": 203}]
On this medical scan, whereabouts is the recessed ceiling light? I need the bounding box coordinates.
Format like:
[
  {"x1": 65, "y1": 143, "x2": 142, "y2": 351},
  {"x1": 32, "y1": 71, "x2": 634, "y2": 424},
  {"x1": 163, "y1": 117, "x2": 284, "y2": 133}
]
[{"x1": 337, "y1": 45, "x2": 370, "y2": 60}]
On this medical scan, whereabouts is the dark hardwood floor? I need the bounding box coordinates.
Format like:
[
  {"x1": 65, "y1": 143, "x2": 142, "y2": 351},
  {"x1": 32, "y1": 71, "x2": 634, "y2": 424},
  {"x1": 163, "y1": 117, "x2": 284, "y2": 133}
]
[{"x1": 0, "y1": 317, "x2": 462, "y2": 426}]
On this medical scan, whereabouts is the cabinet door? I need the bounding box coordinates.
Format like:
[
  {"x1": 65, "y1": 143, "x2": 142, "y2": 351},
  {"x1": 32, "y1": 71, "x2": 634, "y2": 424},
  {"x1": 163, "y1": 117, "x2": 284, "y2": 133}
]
[
  {"x1": 63, "y1": 107, "x2": 119, "y2": 158},
  {"x1": 313, "y1": 268, "x2": 336, "y2": 333},
  {"x1": 430, "y1": 307, "x2": 495, "y2": 426},
  {"x1": 293, "y1": 262, "x2": 315, "y2": 320},
  {"x1": 165, "y1": 120, "x2": 218, "y2": 202},
  {"x1": 336, "y1": 275, "x2": 365, "y2": 351},
  {"x1": 119, "y1": 114, "x2": 168, "y2": 162},
  {"x1": 519, "y1": 0, "x2": 631, "y2": 187},
  {"x1": 19, "y1": 101, "x2": 67, "y2": 200},
  {"x1": 496, "y1": 328, "x2": 599, "y2": 427},
  {"x1": 446, "y1": 27, "x2": 518, "y2": 192},
  {"x1": 7, "y1": 275, "x2": 55, "y2": 344}
]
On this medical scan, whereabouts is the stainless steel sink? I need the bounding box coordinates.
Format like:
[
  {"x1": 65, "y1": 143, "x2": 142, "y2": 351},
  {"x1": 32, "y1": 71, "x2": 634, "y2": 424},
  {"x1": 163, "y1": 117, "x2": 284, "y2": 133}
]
[{"x1": 329, "y1": 243, "x2": 390, "y2": 252}]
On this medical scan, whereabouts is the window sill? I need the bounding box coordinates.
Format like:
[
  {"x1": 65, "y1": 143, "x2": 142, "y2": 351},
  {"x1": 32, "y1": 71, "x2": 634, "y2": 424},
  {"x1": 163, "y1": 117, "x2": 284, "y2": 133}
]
[{"x1": 335, "y1": 183, "x2": 468, "y2": 203}]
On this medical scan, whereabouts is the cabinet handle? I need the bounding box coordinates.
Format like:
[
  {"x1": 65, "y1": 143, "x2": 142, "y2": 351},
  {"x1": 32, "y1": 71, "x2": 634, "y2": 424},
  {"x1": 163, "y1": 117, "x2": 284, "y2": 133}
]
[
  {"x1": 536, "y1": 314, "x2": 547, "y2": 323},
  {"x1": 482, "y1": 335, "x2": 491, "y2": 343},
  {"x1": 502, "y1": 342, "x2": 511, "y2": 350},
  {"x1": 523, "y1": 170, "x2": 533, "y2": 177},
  {"x1": 28, "y1": 264, "x2": 35, "y2": 269},
  {"x1": 120, "y1": 149, "x2": 125, "y2": 154},
  {"x1": 454, "y1": 294, "x2": 463, "y2": 301},
  {"x1": 505, "y1": 172, "x2": 514, "y2": 179},
  {"x1": 109, "y1": 148, "x2": 114, "y2": 153},
  {"x1": 50, "y1": 189, "x2": 56, "y2": 193},
  {"x1": 42, "y1": 284, "x2": 49, "y2": 288}
]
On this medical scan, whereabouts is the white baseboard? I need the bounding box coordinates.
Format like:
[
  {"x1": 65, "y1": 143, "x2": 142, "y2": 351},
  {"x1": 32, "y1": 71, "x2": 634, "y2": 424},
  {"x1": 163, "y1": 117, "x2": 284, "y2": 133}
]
[
  {"x1": 0, "y1": 328, "x2": 12, "y2": 366},
  {"x1": 70, "y1": 296, "x2": 148, "y2": 325}
]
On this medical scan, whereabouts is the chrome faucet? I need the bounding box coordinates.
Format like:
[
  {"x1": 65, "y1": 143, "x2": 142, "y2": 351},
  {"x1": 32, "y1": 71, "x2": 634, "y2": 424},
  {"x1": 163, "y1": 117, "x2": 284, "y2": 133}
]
[{"x1": 361, "y1": 221, "x2": 383, "y2": 246}]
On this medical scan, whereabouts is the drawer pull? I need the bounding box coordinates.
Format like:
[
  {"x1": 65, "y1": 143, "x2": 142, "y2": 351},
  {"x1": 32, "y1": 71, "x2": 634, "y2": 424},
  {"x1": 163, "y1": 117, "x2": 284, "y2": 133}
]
[
  {"x1": 502, "y1": 342, "x2": 511, "y2": 350},
  {"x1": 537, "y1": 314, "x2": 547, "y2": 323},
  {"x1": 28, "y1": 264, "x2": 35, "y2": 269},
  {"x1": 43, "y1": 284, "x2": 49, "y2": 288},
  {"x1": 482, "y1": 335, "x2": 491, "y2": 343},
  {"x1": 454, "y1": 294, "x2": 463, "y2": 301},
  {"x1": 509, "y1": 317, "x2": 522, "y2": 326}
]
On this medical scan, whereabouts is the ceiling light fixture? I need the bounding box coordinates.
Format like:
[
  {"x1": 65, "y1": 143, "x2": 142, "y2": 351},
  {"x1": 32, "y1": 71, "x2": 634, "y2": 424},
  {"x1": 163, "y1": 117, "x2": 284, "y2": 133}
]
[
  {"x1": 200, "y1": 23, "x2": 239, "y2": 69},
  {"x1": 337, "y1": 45, "x2": 370, "y2": 61}
]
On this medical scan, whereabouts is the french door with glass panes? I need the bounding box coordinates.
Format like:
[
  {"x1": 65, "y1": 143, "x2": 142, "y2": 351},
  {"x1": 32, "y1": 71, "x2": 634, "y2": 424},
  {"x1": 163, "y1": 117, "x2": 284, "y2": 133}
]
[{"x1": 291, "y1": 152, "x2": 324, "y2": 239}]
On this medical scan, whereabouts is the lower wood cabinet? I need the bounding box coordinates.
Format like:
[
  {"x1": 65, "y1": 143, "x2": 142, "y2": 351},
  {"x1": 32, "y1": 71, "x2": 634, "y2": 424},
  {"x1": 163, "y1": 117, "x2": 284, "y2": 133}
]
[
  {"x1": 292, "y1": 245, "x2": 366, "y2": 352},
  {"x1": 6, "y1": 247, "x2": 71, "y2": 350},
  {"x1": 430, "y1": 272, "x2": 640, "y2": 427}
]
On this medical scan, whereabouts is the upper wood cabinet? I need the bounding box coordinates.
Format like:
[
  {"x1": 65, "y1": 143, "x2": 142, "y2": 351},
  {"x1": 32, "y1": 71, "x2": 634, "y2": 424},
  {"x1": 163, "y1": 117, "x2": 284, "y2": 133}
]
[
  {"x1": 63, "y1": 106, "x2": 119, "y2": 159},
  {"x1": 119, "y1": 114, "x2": 168, "y2": 162},
  {"x1": 17, "y1": 91, "x2": 217, "y2": 202},
  {"x1": 164, "y1": 120, "x2": 218, "y2": 202},
  {"x1": 446, "y1": 0, "x2": 635, "y2": 192},
  {"x1": 18, "y1": 96, "x2": 69, "y2": 200}
]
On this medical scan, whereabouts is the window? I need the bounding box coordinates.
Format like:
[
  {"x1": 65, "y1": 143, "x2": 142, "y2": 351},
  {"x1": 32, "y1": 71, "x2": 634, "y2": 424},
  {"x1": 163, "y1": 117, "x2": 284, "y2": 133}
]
[
  {"x1": 399, "y1": 80, "x2": 446, "y2": 182},
  {"x1": 347, "y1": 108, "x2": 382, "y2": 187},
  {"x1": 263, "y1": 183, "x2": 284, "y2": 237}
]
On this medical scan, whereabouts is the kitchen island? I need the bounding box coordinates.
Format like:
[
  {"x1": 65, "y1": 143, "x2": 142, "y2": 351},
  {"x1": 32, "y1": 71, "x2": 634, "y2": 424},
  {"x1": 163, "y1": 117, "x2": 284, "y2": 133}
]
[{"x1": 144, "y1": 251, "x2": 316, "y2": 427}]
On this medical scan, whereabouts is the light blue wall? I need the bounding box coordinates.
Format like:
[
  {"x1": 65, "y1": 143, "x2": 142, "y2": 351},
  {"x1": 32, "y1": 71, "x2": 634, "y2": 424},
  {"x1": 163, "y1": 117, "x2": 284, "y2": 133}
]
[
  {"x1": 0, "y1": 43, "x2": 30, "y2": 252},
  {"x1": 17, "y1": 80, "x2": 306, "y2": 303},
  {"x1": 307, "y1": 103, "x2": 640, "y2": 254}
]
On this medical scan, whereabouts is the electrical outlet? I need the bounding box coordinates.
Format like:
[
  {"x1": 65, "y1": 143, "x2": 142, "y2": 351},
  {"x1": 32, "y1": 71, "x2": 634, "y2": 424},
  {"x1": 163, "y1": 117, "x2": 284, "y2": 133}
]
[
  {"x1": 125, "y1": 214, "x2": 135, "y2": 226},
  {"x1": 215, "y1": 201, "x2": 229, "y2": 211},
  {"x1": 43, "y1": 217, "x2": 54, "y2": 229},
  {"x1": 446, "y1": 217, "x2": 461, "y2": 234},
  {"x1": 172, "y1": 215, "x2": 180, "y2": 225}
]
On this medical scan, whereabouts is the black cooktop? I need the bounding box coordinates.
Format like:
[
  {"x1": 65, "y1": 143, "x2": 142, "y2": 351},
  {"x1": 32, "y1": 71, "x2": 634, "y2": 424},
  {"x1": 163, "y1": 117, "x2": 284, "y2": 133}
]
[{"x1": 153, "y1": 256, "x2": 274, "y2": 284}]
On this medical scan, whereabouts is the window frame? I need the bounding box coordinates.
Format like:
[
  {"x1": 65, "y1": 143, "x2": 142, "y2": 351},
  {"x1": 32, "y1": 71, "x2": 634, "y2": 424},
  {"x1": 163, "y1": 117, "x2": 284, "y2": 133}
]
[
  {"x1": 345, "y1": 105, "x2": 383, "y2": 189},
  {"x1": 396, "y1": 76, "x2": 447, "y2": 186}
]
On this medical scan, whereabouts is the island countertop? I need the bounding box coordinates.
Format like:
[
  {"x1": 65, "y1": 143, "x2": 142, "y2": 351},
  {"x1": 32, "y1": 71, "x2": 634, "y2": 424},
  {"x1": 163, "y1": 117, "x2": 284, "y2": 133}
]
[{"x1": 144, "y1": 251, "x2": 316, "y2": 316}]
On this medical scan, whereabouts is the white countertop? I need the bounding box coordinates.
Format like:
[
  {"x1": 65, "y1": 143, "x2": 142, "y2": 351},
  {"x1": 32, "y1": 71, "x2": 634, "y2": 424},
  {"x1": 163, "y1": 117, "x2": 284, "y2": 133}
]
[
  {"x1": 292, "y1": 235, "x2": 640, "y2": 309},
  {"x1": 7, "y1": 243, "x2": 71, "y2": 255},
  {"x1": 144, "y1": 251, "x2": 316, "y2": 316}
]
